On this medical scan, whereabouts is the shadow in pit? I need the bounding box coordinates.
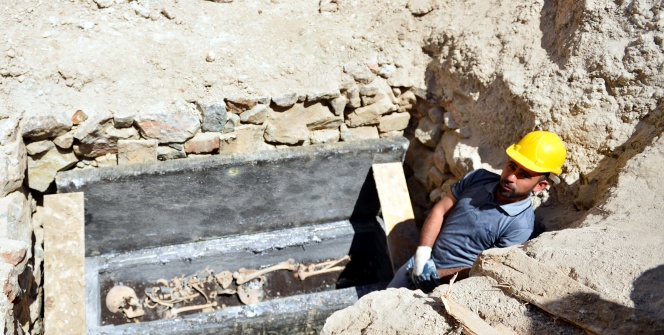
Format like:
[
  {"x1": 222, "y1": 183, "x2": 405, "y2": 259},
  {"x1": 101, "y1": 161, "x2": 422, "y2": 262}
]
[{"x1": 531, "y1": 264, "x2": 664, "y2": 334}]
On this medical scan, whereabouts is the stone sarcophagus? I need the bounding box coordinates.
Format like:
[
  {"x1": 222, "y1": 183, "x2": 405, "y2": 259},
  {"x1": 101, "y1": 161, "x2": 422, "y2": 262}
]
[{"x1": 55, "y1": 137, "x2": 409, "y2": 334}]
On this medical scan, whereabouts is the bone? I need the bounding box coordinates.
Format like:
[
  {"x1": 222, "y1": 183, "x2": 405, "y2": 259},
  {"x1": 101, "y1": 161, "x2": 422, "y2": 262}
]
[
  {"x1": 297, "y1": 265, "x2": 346, "y2": 280},
  {"x1": 163, "y1": 302, "x2": 217, "y2": 318},
  {"x1": 215, "y1": 270, "x2": 234, "y2": 289},
  {"x1": 236, "y1": 280, "x2": 264, "y2": 305},
  {"x1": 233, "y1": 259, "x2": 297, "y2": 285}
]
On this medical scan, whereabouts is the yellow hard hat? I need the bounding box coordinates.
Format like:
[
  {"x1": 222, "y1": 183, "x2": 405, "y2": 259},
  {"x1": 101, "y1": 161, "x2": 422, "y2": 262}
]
[{"x1": 505, "y1": 131, "x2": 566, "y2": 176}]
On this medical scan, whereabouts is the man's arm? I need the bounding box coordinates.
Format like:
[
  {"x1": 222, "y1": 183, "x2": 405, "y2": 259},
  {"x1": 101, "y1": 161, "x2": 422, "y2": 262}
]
[{"x1": 419, "y1": 191, "x2": 457, "y2": 247}]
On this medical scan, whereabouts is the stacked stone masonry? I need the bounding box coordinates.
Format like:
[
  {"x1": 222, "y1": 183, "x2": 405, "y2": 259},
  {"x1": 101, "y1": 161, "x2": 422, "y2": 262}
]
[{"x1": 0, "y1": 63, "x2": 469, "y2": 334}]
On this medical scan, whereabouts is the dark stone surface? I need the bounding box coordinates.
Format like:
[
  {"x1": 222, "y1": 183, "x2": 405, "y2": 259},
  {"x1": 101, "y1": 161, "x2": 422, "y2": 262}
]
[
  {"x1": 201, "y1": 102, "x2": 227, "y2": 132},
  {"x1": 57, "y1": 137, "x2": 408, "y2": 256}
]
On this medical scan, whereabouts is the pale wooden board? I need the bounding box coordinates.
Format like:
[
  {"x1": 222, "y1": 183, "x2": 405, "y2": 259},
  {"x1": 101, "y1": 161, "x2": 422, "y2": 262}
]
[
  {"x1": 44, "y1": 192, "x2": 86, "y2": 334},
  {"x1": 441, "y1": 294, "x2": 508, "y2": 335},
  {"x1": 372, "y1": 162, "x2": 419, "y2": 273}
]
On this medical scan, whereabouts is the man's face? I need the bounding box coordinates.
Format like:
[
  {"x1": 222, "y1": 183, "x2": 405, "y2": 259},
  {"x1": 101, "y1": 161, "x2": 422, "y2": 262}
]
[{"x1": 496, "y1": 159, "x2": 549, "y2": 203}]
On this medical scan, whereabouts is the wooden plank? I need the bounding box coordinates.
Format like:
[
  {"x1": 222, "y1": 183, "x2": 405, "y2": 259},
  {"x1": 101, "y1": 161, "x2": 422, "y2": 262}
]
[
  {"x1": 44, "y1": 192, "x2": 86, "y2": 334},
  {"x1": 441, "y1": 295, "x2": 507, "y2": 335},
  {"x1": 372, "y1": 162, "x2": 419, "y2": 273}
]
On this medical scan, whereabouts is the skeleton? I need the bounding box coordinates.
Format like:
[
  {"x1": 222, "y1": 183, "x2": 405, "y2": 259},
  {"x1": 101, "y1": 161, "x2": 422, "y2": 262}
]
[
  {"x1": 233, "y1": 259, "x2": 297, "y2": 285},
  {"x1": 296, "y1": 255, "x2": 350, "y2": 280}
]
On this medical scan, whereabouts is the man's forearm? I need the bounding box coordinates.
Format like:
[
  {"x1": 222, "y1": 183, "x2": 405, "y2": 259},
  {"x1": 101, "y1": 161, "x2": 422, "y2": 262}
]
[{"x1": 419, "y1": 191, "x2": 456, "y2": 247}]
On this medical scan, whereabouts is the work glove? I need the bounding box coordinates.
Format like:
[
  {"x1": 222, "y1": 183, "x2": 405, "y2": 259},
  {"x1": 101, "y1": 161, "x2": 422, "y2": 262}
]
[{"x1": 409, "y1": 246, "x2": 441, "y2": 292}]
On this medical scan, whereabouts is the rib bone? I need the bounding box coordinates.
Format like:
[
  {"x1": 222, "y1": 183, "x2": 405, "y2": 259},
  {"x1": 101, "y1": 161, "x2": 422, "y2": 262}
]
[{"x1": 233, "y1": 259, "x2": 297, "y2": 285}]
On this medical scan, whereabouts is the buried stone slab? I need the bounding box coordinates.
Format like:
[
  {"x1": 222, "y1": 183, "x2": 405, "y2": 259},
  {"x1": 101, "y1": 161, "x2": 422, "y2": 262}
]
[{"x1": 56, "y1": 137, "x2": 408, "y2": 256}]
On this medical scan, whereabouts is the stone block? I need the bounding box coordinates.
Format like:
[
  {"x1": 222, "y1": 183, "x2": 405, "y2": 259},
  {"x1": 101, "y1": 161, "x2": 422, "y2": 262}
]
[
  {"x1": 343, "y1": 126, "x2": 379, "y2": 141},
  {"x1": 264, "y1": 103, "x2": 341, "y2": 145},
  {"x1": 71, "y1": 110, "x2": 88, "y2": 125},
  {"x1": 157, "y1": 144, "x2": 187, "y2": 160},
  {"x1": 329, "y1": 96, "x2": 347, "y2": 116},
  {"x1": 21, "y1": 111, "x2": 72, "y2": 140},
  {"x1": 0, "y1": 261, "x2": 19, "y2": 302},
  {"x1": 0, "y1": 191, "x2": 31, "y2": 261},
  {"x1": 0, "y1": 138, "x2": 26, "y2": 197},
  {"x1": 27, "y1": 147, "x2": 78, "y2": 192},
  {"x1": 74, "y1": 111, "x2": 140, "y2": 158},
  {"x1": 43, "y1": 193, "x2": 85, "y2": 335},
  {"x1": 240, "y1": 104, "x2": 269, "y2": 124},
  {"x1": 135, "y1": 106, "x2": 200, "y2": 143},
  {"x1": 225, "y1": 96, "x2": 258, "y2": 114},
  {"x1": 95, "y1": 153, "x2": 117, "y2": 167},
  {"x1": 184, "y1": 132, "x2": 220, "y2": 154},
  {"x1": 414, "y1": 116, "x2": 442, "y2": 149},
  {"x1": 272, "y1": 92, "x2": 299, "y2": 108},
  {"x1": 310, "y1": 129, "x2": 340, "y2": 144},
  {"x1": 378, "y1": 112, "x2": 410, "y2": 133},
  {"x1": 0, "y1": 238, "x2": 28, "y2": 267},
  {"x1": 52, "y1": 131, "x2": 74, "y2": 149},
  {"x1": 201, "y1": 102, "x2": 227, "y2": 132},
  {"x1": 26, "y1": 140, "x2": 54, "y2": 156},
  {"x1": 441, "y1": 131, "x2": 481, "y2": 178},
  {"x1": 343, "y1": 61, "x2": 376, "y2": 84},
  {"x1": 117, "y1": 139, "x2": 158, "y2": 165},
  {"x1": 307, "y1": 90, "x2": 340, "y2": 103},
  {"x1": 113, "y1": 110, "x2": 135, "y2": 128},
  {"x1": 346, "y1": 85, "x2": 362, "y2": 108},
  {"x1": 218, "y1": 133, "x2": 238, "y2": 154},
  {"x1": 345, "y1": 98, "x2": 396, "y2": 128},
  {"x1": 397, "y1": 90, "x2": 417, "y2": 113}
]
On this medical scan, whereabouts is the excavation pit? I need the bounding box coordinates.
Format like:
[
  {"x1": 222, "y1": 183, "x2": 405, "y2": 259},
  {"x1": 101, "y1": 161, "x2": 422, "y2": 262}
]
[{"x1": 55, "y1": 137, "x2": 409, "y2": 334}]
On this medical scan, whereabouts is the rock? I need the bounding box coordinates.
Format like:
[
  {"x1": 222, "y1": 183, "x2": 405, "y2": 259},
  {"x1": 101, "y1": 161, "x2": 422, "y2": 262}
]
[
  {"x1": 25, "y1": 140, "x2": 55, "y2": 156},
  {"x1": 131, "y1": 2, "x2": 151, "y2": 18},
  {"x1": 443, "y1": 111, "x2": 459, "y2": 129},
  {"x1": 225, "y1": 96, "x2": 258, "y2": 114},
  {"x1": 346, "y1": 85, "x2": 362, "y2": 108},
  {"x1": 380, "y1": 130, "x2": 405, "y2": 138},
  {"x1": 307, "y1": 90, "x2": 340, "y2": 102},
  {"x1": 272, "y1": 93, "x2": 299, "y2": 108},
  {"x1": 441, "y1": 131, "x2": 481, "y2": 178},
  {"x1": 224, "y1": 113, "x2": 240, "y2": 133},
  {"x1": 427, "y1": 106, "x2": 445, "y2": 125},
  {"x1": 319, "y1": 0, "x2": 338, "y2": 13},
  {"x1": 310, "y1": 129, "x2": 340, "y2": 144},
  {"x1": 362, "y1": 77, "x2": 398, "y2": 105},
  {"x1": 345, "y1": 98, "x2": 396, "y2": 127},
  {"x1": 0, "y1": 262, "x2": 19, "y2": 302},
  {"x1": 427, "y1": 166, "x2": 450, "y2": 190},
  {"x1": 74, "y1": 123, "x2": 139, "y2": 158},
  {"x1": 0, "y1": 239, "x2": 28, "y2": 267},
  {"x1": 21, "y1": 112, "x2": 72, "y2": 140},
  {"x1": 117, "y1": 140, "x2": 158, "y2": 165},
  {"x1": 114, "y1": 110, "x2": 135, "y2": 128},
  {"x1": 95, "y1": 153, "x2": 117, "y2": 167},
  {"x1": 407, "y1": 0, "x2": 436, "y2": 16},
  {"x1": 0, "y1": 138, "x2": 26, "y2": 197},
  {"x1": 71, "y1": 110, "x2": 88, "y2": 125},
  {"x1": 397, "y1": 90, "x2": 417, "y2": 113},
  {"x1": 198, "y1": 102, "x2": 227, "y2": 132},
  {"x1": 414, "y1": 116, "x2": 442, "y2": 148},
  {"x1": 206, "y1": 51, "x2": 216, "y2": 62},
  {"x1": 0, "y1": 112, "x2": 21, "y2": 144},
  {"x1": 235, "y1": 125, "x2": 273, "y2": 153},
  {"x1": 52, "y1": 131, "x2": 74, "y2": 149},
  {"x1": 343, "y1": 61, "x2": 376, "y2": 84},
  {"x1": 329, "y1": 96, "x2": 347, "y2": 116},
  {"x1": 27, "y1": 147, "x2": 78, "y2": 191},
  {"x1": 93, "y1": 0, "x2": 114, "y2": 8},
  {"x1": 360, "y1": 85, "x2": 381, "y2": 106},
  {"x1": 322, "y1": 288, "x2": 452, "y2": 334},
  {"x1": 342, "y1": 126, "x2": 379, "y2": 141},
  {"x1": 218, "y1": 133, "x2": 238, "y2": 154},
  {"x1": 433, "y1": 143, "x2": 448, "y2": 174},
  {"x1": 184, "y1": 132, "x2": 220, "y2": 154},
  {"x1": 157, "y1": 144, "x2": 186, "y2": 161},
  {"x1": 135, "y1": 107, "x2": 200, "y2": 143},
  {"x1": 378, "y1": 112, "x2": 410, "y2": 133},
  {"x1": 240, "y1": 104, "x2": 269, "y2": 124},
  {"x1": 264, "y1": 103, "x2": 341, "y2": 145},
  {"x1": 0, "y1": 191, "x2": 32, "y2": 255}
]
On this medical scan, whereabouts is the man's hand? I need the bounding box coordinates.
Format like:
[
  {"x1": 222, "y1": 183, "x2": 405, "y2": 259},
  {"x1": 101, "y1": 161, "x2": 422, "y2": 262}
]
[
  {"x1": 411, "y1": 258, "x2": 440, "y2": 292},
  {"x1": 412, "y1": 246, "x2": 432, "y2": 277}
]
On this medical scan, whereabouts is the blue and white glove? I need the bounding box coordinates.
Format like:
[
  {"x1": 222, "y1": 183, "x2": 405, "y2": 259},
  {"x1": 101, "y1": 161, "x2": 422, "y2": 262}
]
[{"x1": 409, "y1": 246, "x2": 441, "y2": 292}]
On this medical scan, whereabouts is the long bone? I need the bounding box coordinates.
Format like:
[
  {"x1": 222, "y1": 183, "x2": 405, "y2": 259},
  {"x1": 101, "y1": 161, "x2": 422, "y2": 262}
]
[
  {"x1": 233, "y1": 259, "x2": 297, "y2": 285},
  {"x1": 296, "y1": 255, "x2": 350, "y2": 280},
  {"x1": 163, "y1": 302, "x2": 217, "y2": 318}
]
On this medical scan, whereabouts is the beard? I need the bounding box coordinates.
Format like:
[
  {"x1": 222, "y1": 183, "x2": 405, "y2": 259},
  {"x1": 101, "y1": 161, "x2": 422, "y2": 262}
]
[{"x1": 498, "y1": 180, "x2": 534, "y2": 199}]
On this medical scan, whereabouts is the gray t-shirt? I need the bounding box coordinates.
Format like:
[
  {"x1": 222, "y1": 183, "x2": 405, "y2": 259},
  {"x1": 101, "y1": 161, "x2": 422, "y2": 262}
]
[{"x1": 432, "y1": 169, "x2": 535, "y2": 269}]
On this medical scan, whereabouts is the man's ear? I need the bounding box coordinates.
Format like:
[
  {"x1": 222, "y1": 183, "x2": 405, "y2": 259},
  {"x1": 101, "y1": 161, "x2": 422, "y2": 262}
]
[{"x1": 532, "y1": 178, "x2": 549, "y2": 193}]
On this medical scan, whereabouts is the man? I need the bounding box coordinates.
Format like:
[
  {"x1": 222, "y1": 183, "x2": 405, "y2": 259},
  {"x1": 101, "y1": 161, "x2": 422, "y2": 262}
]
[{"x1": 388, "y1": 130, "x2": 567, "y2": 292}]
